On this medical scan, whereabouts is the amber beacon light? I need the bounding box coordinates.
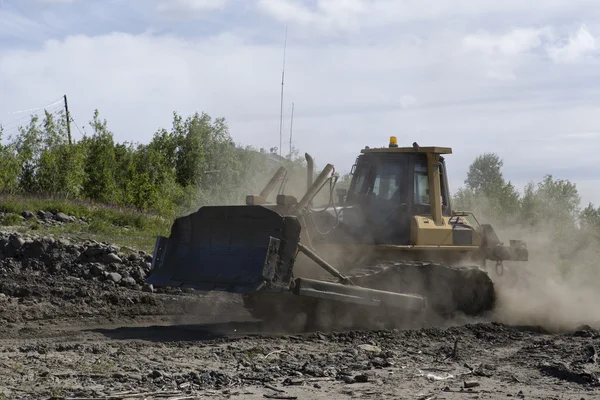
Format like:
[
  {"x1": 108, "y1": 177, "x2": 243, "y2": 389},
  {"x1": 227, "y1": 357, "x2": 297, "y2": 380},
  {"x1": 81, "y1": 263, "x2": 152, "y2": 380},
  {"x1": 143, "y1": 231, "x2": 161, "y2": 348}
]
[{"x1": 389, "y1": 136, "x2": 398, "y2": 147}]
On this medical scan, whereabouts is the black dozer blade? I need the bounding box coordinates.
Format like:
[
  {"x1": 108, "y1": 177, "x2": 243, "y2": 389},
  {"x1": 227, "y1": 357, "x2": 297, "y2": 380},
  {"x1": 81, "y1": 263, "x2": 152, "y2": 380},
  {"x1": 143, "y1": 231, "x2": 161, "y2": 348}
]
[
  {"x1": 147, "y1": 205, "x2": 301, "y2": 292},
  {"x1": 146, "y1": 205, "x2": 427, "y2": 313}
]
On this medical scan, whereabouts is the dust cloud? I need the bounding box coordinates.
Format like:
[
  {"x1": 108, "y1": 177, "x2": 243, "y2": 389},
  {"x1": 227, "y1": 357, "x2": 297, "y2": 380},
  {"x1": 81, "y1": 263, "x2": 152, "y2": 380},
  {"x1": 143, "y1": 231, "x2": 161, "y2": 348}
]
[
  {"x1": 174, "y1": 157, "x2": 597, "y2": 335},
  {"x1": 489, "y1": 223, "x2": 600, "y2": 333}
]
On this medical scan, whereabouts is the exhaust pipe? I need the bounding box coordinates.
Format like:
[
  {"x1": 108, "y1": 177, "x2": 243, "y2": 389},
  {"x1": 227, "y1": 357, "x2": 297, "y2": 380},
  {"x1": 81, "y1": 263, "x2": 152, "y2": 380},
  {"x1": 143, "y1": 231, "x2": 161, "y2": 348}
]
[
  {"x1": 305, "y1": 153, "x2": 314, "y2": 192},
  {"x1": 296, "y1": 163, "x2": 334, "y2": 216},
  {"x1": 259, "y1": 166, "x2": 286, "y2": 200}
]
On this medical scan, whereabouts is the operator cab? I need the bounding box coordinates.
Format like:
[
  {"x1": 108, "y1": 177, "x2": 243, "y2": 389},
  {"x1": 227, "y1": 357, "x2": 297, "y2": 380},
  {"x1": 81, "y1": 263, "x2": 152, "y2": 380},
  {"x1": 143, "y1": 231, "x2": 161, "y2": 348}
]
[{"x1": 342, "y1": 137, "x2": 452, "y2": 245}]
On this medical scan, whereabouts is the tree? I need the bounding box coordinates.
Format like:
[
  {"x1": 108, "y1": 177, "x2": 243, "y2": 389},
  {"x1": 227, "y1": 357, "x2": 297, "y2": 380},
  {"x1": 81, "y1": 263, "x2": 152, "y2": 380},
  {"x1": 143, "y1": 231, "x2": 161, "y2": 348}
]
[
  {"x1": 464, "y1": 153, "x2": 506, "y2": 195},
  {"x1": 14, "y1": 115, "x2": 43, "y2": 193},
  {"x1": 36, "y1": 110, "x2": 71, "y2": 195},
  {"x1": 0, "y1": 126, "x2": 20, "y2": 193},
  {"x1": 580, "y1": 203, "x2": 600, "y2": 242},
  {"x1": 81, "y1": 110, "x2": 117, "y2": 203},
  {"x1": 454, "y1": 153, "x2": 520, "y2": 223}
]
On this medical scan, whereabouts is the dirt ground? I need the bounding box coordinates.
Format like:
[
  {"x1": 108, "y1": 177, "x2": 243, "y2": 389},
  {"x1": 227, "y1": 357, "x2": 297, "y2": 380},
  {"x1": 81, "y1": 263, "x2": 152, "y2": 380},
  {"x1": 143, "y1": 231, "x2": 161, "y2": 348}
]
[{"x1": 1, "y1": 231, "x2": 599, "y2": 399}]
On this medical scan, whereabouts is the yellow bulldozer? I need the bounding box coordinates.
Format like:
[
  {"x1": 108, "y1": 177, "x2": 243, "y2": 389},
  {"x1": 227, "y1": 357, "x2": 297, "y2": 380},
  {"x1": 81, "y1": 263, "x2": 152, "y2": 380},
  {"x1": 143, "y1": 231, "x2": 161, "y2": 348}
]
[{"x1": 147, "y1": 137, "x2": 529, "y2": 330}]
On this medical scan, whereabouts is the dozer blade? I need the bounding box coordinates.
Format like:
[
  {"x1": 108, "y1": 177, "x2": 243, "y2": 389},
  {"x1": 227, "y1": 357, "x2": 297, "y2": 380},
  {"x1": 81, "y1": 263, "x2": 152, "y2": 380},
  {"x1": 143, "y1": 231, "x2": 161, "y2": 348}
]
[{"x1": 147, "y1": 205, "x2": 302, "y2": 293}]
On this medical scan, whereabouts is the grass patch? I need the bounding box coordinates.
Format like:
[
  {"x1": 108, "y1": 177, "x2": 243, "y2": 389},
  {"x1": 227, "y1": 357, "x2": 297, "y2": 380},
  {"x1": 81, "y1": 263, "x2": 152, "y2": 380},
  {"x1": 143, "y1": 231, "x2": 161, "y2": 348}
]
[
  {"x1": 0, "y1": 193, "x2": 174, "y2": 252},
  {"x1": 0, "y1": 213, "x2": 23, "y2": 226}
]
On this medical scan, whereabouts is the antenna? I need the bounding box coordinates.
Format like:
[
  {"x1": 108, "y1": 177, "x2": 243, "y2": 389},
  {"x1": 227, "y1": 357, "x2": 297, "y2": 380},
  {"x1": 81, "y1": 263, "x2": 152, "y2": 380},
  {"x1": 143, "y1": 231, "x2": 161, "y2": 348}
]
[
  {"x1": 279, "y1": 25, "x2": 288, "y2": 157},
  {"x1": 289, "y1": 102, "x2": 294, "y2": 157}
]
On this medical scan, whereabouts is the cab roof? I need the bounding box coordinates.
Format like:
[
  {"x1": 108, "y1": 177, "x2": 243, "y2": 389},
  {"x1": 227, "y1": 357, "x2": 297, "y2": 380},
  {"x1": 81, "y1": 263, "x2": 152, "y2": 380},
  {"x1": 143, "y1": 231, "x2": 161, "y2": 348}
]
[{"x1": 360, "y1": 146, "x2": 453, "y2": 155}]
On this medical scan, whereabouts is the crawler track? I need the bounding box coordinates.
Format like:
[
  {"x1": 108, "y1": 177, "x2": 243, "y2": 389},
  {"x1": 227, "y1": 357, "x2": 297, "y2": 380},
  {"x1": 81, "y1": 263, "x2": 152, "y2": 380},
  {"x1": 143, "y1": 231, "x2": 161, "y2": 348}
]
[
  {"x1": 342, "y1": 260, "x2": 496, "y2": 317},
  {"x1": 242, "y1": 260, "x2": 496, "y2": 331}
]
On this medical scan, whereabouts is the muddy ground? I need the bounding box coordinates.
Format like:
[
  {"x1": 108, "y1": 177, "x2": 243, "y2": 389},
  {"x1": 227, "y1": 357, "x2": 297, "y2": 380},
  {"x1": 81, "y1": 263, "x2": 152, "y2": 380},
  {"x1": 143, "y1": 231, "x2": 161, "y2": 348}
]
[{"x1": 0, "y1": 231, "x2": 599, "y2": 399}]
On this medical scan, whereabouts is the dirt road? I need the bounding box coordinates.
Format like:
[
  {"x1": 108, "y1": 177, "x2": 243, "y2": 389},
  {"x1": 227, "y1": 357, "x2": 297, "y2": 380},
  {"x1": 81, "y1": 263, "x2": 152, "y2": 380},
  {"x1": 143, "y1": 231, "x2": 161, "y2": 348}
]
[
  {"x1": 1, "y1": 232, "x2": 599, "y2": 399},
  {"x1": 1, "y1": 293, "x2": 599, "y2": 399}
]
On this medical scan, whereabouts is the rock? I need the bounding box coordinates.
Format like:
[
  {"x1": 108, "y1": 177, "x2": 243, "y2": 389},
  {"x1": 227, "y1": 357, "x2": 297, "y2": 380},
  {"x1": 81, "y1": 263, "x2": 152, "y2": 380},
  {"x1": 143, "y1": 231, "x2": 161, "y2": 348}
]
[
  {"x1": 37, "y1": 210, "x2": 53, "y2": 220},
  {"x1": 142, "y1": 283, "x2": 154, "y2": 293},
  {"x1": 21, "y1": 241, "x2": 46, "y2": 258},
  {"x1": 131, "y1": 267, "x2": 146, "y2": 281},
  {"x1": 464, "y1": 380, "x2": 480, "y2": 388},
  {"x1": 149, "y1": 370, "x2": 163, "y2": 379},
  {"x1": 9, "y1": 235, "x2": 25, "y2": 250},
  {"x1": 121, "y1": 277, "x2": 136, "y2": 286},
  {"x1": 358, "y1": 344, "x2": 381, "y2": 353},
  {"x1": 102, "y1": 253, "x2": 122, "y2": 264},
  {"x1": 54, "y1": 213, "x2": 71, "y2": 223},
  {"x1": 83, "y1": 247, "x2": 105, "y2": 257},
  {"x1": 354, "y1": 374, "x2": 369, "y2": 383},
  {"x1": 302, "y1": 363, "x2": 324, "y2": 377},
  {"x1": 128, "y1": 373, "x2": 143, "y2": 381},
  {"x1": 21, "y1": 211, "x2": 35, "y2": 219},
  {"x1": 90, "y1": 264, "x2": 105, "y2": 277},
  {"x1": 344, "y1": 348, "x2": 359, "y2": 356},
  {"x1": 106, "y1": 272, "x2": 122, "y2": 283}
]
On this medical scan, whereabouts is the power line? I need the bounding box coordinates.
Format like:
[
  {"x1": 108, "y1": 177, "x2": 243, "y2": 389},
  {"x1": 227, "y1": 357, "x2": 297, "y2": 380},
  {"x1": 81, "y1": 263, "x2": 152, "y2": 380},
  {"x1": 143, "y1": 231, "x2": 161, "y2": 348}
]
[
  {"x1": 0, "y1": 103, "x2": 64, "y2": 131},
  {"x1": 0, "y1": 102, "x2": 67, "y2": 139},
  {"x1": 71, "y1": 118, "x2": 86, "y2": 138},
  {"x1": 4, "y1": 97, "x2": 63, "y2": 116},
  {"x1": 0, "y1": 94, "x2": 87, "y2": 143},
  {"x1": 1, "y1": 97, "x2": 64, "y2": 129}
]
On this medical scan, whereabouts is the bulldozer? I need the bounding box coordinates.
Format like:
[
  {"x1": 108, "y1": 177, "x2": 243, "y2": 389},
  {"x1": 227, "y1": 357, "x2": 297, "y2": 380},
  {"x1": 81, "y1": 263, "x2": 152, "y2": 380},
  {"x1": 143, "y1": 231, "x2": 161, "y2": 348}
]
[{"x1": 147, "y1": 137, "x2": 529, "y2": 331}]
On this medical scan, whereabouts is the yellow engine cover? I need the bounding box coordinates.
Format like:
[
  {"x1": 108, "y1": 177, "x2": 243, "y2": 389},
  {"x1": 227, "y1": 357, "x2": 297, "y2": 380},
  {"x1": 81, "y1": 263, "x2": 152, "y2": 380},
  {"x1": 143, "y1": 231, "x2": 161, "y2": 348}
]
[{"x1": 410, "y1": 216, "x2": 481, "y2": 247}]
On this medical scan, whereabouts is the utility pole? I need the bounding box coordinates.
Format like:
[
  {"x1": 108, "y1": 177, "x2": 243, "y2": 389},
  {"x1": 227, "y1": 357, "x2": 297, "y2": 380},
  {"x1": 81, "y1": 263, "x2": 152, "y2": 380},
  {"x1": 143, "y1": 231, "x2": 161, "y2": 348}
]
[
  {"x1": 63, "y1": 94, "x2": 72, "y2": 145},
  {"x1": 279, "y1": 26, "x2": 288, "y2": 157}
]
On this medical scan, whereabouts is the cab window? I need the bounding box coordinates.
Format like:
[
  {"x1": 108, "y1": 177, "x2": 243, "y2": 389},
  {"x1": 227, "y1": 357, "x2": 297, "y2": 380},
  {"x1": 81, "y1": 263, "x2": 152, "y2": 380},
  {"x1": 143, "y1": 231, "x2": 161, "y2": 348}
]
[
  {"x1": 368, "y1": 161, "x2": 403, "y2": 201},
  {"x1": 414, "y1": 164, "x2": 430, "y2": 205}
]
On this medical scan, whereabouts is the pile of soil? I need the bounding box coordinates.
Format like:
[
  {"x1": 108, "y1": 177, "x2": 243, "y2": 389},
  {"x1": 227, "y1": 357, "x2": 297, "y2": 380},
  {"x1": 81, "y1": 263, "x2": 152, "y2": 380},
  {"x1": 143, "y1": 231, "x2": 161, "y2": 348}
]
[{"x1": 0, "y1": 231, "x2": 212, "y2": 324}]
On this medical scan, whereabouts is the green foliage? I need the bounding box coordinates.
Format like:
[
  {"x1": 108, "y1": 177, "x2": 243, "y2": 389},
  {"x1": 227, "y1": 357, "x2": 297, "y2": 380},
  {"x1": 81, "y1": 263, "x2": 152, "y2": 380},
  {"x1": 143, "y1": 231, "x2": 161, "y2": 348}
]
[
  {"x1": 454, "y1": 154, "x2": 588, "y2": 229},
  {"x1": 0, "y1": 213, "x2": 22, "y2": 226},
  {"x1": 1, "y1": 107, "x2": 288, "y2": 219},
  {"x1": 0, "y1": 127, "x2": 21, "y2": 193},
  {"x1": 454, "y1": 153, "x2": 521, "y2": 222},
  {"x1": 82, "y1": 110, "x2": 118, "y2": 203},
  {"x1": 453, "y1": 152, "x2": 600, "y2": 268},
  {"x1": 580, "y1": 203, "x2": 600, "y2": 242},
  {"x1": 0, "y1": 193, "x2": 171, "y2": 251}
]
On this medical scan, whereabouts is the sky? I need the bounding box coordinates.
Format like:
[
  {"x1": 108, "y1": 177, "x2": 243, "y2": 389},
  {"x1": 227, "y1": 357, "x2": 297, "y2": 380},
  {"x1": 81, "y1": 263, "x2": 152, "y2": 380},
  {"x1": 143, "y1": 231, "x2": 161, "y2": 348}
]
[{"x1": 1, "y1": 0, "x2": 600, "y2": 207}]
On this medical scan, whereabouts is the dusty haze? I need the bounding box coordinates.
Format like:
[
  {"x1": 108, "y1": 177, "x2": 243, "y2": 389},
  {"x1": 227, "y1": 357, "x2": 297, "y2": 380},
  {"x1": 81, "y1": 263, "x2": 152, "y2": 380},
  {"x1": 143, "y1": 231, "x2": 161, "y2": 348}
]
[
  {"x1": 489, "y1": 222, "x2": 600, "y2": 332},
  {"x1": 187, "y1": 162, "x2": 600, "y2": 333}
]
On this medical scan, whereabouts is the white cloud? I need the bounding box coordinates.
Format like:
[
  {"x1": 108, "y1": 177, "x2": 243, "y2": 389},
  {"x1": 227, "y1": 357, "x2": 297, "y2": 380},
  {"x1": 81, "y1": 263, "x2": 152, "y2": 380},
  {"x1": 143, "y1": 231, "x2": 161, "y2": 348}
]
[
  {"x1": 463, "y1": 27, "x2": 552, "y2": 56},
  {"x1": 0, "y1": 10, "x2": 44, "y2": 41},
  {"x1": 257, "y1": 0, "x2": 368, "y2": 32},
  {"x1": 460, "y1": 28, "x2": 547, "y2": 80},
  {"x1": 1, "y1": 0, "x2": 600, "y2": 206},
  {"x1": 157, "y1": 0, "x2": 230, "y2": 13},
  {"x1": 35, "y1": 0, "x2": 80, "y2": 3},
  {"x1": 546, "y1": 24, "x2": 599, "y2": 63},
  {"x1": 256, "y1": 0, "x2": 599, "y2": 33}
]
